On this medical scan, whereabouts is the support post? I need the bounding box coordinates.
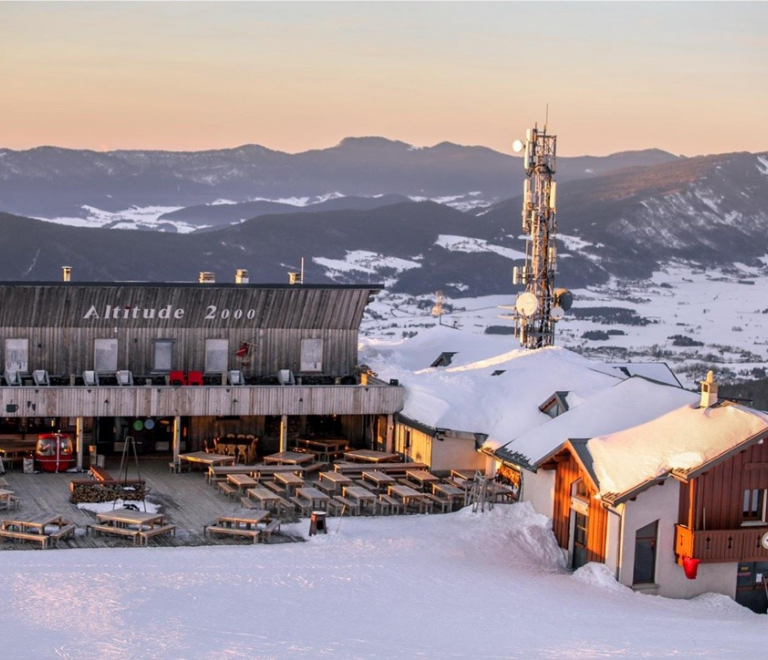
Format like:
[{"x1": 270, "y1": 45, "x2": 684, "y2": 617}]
[
  {"x1": 279, "y1": 415, "x2": 288, "y2": 453},
  {"x1": 75, "y1": 416, "x2": 84, "y2": 471},
  {"x1": 385, "y1": 414, "x2": 394, "y2": 454},
  {"x1": 172, "y1": 416, "x2": 181, "y2": 464}
]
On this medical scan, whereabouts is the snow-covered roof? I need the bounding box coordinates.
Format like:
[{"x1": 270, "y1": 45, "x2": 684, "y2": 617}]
[
  {"x1": 609, "y1": 362, "x2": 682, "y2": 388},
  {"x1": 360, "y1": 326, "x2": 625, "y2": 445},
  {"x1": 494, "y1": 377, "x2": 699, "y2": 469},
  {"x1": 584, "y1": 401, "x2": 768, "y2": 502}
]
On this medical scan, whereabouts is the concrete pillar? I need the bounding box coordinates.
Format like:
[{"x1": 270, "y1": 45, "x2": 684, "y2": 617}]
[
  {"x1": 75, "y1": 417, "x2": 84, "y2": 471},
  {"x1": 279, "y1": 415, "x2": 288, "y2": 453},
  {"x1": 172, "y1": 416, "x2": 182, "y2": 463},
  {"x1": 385, "y1": 414, "x2": 394, "y2": 454}
]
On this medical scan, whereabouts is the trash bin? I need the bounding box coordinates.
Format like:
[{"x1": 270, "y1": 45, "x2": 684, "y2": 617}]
[
  {"x1": 23, "y1": 457, "x2": 34, "y2": 474},
  {"x1": 309, "y1": 511, "x2": 327, "y2": 536}
]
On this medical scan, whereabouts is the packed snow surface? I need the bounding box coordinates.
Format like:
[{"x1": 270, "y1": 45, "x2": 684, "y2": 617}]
[{"x1": 0, "y1": 503, "x2": 763, "y2": 658}]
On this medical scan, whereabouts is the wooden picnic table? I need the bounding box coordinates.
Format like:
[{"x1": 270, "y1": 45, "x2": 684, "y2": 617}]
[
  {"x1": 361, "y1": 470, "x2": 396, "y2": 491},
  {"x1": 247, "y1": 486, "x2": 282, "y2": 509},
  {"x1": 275, "y1": 471, "x2": 304, "y2": 493},
  {"x1": 263, "y1": 451, "x2": 315, "y2": 466},
  {"x1": 1, "y1": 514, "x2": 65, "y2": 534},
  {"x1": 0, "y1": 488, "x2": 17, "y2": 510},
  {"x1": 296, "y1": 438, "x2": 347, "y2": 452},
  {"x1": 0, "y1": 514, "x2": 76, "y2": 548},
  {"x1": 227, "y1": 473, "x2": 258, "y2": 492},
  {"x1": 450, "y1": 469, "x2": 479, "y2": 482},
  {"x1": 179, "y1": 451, "x2": 235, "y2": 468},
  {"x1": 90, "y1": 508, "x2": 175, "y2": 546},
  {"x1": 343, "y1": 449, "x2": 401, "y2": 464},
  {"x1": 388, "y1": 484, "x2": 428, "y2": 512},
  {"x1": 433, "y1": 482, "x2": 466, "y2": 507},
  {"x1": 319, "y1": 471, "x2": 353, "y2": 487},
  {"x1": 296, "y1": 486, "x2": 330, "y2": 511},
  {"x1": 217, "y1": 509, "x2": 270, "y2": 529},
  {"x1": 250, "y1": 464, "x2": 306, "y2": 477},
  {"x1": 343, "y1": 485, "x2": 377, "y2": 511},
  {"x1": 405, "y1": 469, "x2": 440, "y2": 490},
  {"x1": 334, "y1": 461, "x2": 426, "y2": 475}
]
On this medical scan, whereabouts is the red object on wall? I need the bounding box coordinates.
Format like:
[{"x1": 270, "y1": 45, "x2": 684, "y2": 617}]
[
  {"x1": 187, "y1": 370, "x2": 204, "y2": 386},
  {"x1": 236, "y1": 343, "x2": 249, "y2": 358},
  {"x1": 682, "y1": 557, "x2": 700, "y2": 579}
]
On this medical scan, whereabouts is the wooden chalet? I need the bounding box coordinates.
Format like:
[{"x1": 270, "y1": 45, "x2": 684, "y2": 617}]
[
  {"x1": 542, "y1": 374, "x2": 768, "y2": 612},
  {"x1": 0, "y1": 278, "x2": 404, "y2": 466}
]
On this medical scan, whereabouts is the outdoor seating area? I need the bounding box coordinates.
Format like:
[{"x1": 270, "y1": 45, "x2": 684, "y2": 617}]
[
  {"x1": 204, "y1": 509, "x2": 281, "y2": 544},
  {"x1": 0, "y1": 514, "x2": 75, "y2": 549},
  {"x1": 87, "y1": 508, "x2": 177, "y2": 546}
]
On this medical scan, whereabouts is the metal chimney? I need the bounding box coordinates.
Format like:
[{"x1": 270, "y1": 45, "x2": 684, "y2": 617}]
[
  {"x1": 235, "y1": 269, "x2": 249, "y2": 284},
  {"x1": 62, "y1": 266, "x2": 72, "y2": 282},
  {"x1": 198, "y1": 271, "x2": 216, "y2": 284}
]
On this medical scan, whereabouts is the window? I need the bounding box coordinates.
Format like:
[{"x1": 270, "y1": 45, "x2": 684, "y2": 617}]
[
  {"x1": 300, "y1": 338, "x2": 323, "y2": 372},
  {"x1": 404, "y1": 429, "x2": 411, "y2": 450},
  {"x1": 94, "y1": 339, "x2": 118, "y2": 373},
  {"x1": 152, "y1": 339, "x2": 173, "y2": 372},
  {"x1": 632, "y1": 521, "x2": 658, "y2": 585},
  {"x1": 205, "y1": 339, "x2": 228, "y2": 373},
  {"x1": 4, "y1": 338, "x2": 29, "y2": 375},
  {"x1": 743, "y1": 489, "x2": 766, "y2": 523}
]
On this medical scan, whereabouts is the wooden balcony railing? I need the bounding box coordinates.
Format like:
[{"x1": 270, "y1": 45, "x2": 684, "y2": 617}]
[{"x1": 675, "y1": 524, "x2": 768, "y2": 564}]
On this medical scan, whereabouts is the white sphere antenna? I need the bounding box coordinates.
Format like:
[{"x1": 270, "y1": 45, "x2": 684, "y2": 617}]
[{"x1": 512, "y1": 139, "x2": 524, "y2": 153}]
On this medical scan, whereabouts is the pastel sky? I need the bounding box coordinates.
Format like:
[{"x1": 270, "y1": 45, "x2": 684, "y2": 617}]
[{"x1": 2, "y1": 2, "x2": 767, "y2": 156}]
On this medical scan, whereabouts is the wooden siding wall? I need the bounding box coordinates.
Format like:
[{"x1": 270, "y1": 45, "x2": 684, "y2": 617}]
[
  {"x1": 552, "y1": 454, "x2": 608, "y2": 563},
  {"x1": 0, "y1": 284, "x2": 378, "y2": 377},
  {"x1": 0, "y1": 327, "x2": 360, "y2": 377},
  {"x1": 680, "y1": 441, "x2": 768, "y2": 530},
  {"x1": 0, "y1": 384, "x2": 405, "y2": 418}
]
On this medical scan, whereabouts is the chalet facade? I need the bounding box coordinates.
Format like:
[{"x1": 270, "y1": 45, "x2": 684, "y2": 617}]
[
  {"x1": 544, "y1": 377, "x2": 768, "y2": 613},
  {"x1": 0, "y1": 280, "x2": 404, "y2": 467}
]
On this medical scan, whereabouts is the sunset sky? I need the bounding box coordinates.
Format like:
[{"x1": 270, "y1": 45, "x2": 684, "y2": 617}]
[{"x1": 2, "y1": 2, "x2": 767, "y2": 157}]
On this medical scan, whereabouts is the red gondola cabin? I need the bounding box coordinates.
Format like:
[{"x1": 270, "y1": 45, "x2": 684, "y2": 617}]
[{"x1": 35, "y1": 433, "x2": 75, "y2": 473}]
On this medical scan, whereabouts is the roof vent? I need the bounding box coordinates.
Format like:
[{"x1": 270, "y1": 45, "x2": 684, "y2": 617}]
[
  {"x1": 430, "y1": 352, "x2": 457, "y2": 368},
  {"x1": 700, "y1": 370, "x2": 719, "y2": 408},
  {"x1": 199, "y1": 271, "x2": 216, "y2": 284},
  {"x1": 62, "y1": 266, "x2": 72, "y2": 282},
  {"x1": 235, "y1": 269, "x2": 249, "y2": 284}
]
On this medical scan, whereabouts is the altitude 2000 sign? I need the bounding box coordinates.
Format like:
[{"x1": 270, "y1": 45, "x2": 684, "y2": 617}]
[{"x1": 204, "y1": 305, "x2": 257, "y2": 321}]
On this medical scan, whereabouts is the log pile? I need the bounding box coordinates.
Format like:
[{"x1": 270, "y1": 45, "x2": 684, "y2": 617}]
[{"x1": 69, "y1": 479, "x2": 146, "y2": 504}]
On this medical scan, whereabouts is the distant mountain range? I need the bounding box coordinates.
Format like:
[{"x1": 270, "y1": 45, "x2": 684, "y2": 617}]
[
  {"x1": 0, "y1": 138, "x2": 766, "y2": 299},
  {"x1": 0, "y1": 137, "x2": 677, "y2": 219}
]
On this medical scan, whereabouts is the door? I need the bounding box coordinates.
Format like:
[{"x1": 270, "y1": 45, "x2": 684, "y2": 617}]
[
  {"x1": 735, "y1": 561, "x2": 768, "y2": 613},
  {"x1": 572, "y1": 512, "x2": 589, "y2": 569},
  {"x1": 632, "y1": 521, "x2": 658, "y2": 585}
]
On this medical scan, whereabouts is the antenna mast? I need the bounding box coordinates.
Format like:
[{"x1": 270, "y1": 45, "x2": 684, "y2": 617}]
[{"x1": 504, "y1": 122, "x2": 571, "y2": 348}]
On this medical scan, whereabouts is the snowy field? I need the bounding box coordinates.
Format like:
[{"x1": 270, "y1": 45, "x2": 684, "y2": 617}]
[
  {"x1": 0, "y1": 504, "x2": 764, "y2": 658},
  {"x1": 362, "y1": 262, "x2": 768, "y2": 388}
]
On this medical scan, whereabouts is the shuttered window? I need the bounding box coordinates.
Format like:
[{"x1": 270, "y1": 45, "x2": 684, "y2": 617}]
[
  {"x1": 153, "y1": 339, "x2": 173, "y2": 372},
  {"x1": 4, "y1": 338, "x2": 29, "y2": 375},
  {"x1": 94, "y1": 338, "x2": 118, "y2": 373},
  {"x1": 300, "y1": 338, "x2": 323, "y2": 372},
  {"x1": 205, "y1": 339, "x2": 229, "y2": 373}
]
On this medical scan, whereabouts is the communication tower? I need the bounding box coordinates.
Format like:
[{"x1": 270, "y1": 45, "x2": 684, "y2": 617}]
[{"x1": 502, "y1": 122, "x2": 572, "y2": 348}]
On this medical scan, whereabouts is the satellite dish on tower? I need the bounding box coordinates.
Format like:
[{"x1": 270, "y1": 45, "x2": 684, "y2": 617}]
[
  {"x1": 512, "y1": 139, "x2": 524, "y2": 153},
  {"x1": 550, "y1": 306, "x2": 564, "y2": 321},
  {"x1": 515, "y1": 292, "x2": 539, "y2": 317}
]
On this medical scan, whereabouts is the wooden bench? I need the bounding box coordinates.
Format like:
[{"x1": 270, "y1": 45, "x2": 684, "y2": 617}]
[
  {"x1": 204, "y1": 525, "x2": 260, "y2": 543},
  {"x1": 331, "y1": 496, "x2": 360, "y2": 516},
  {"x1": 290, "y1": 496, "x2": 313, "y2": 517},
  {"x1": 0, "y1": 529, "x2": 49, "y2": 548},
  {"x1": 217, "y1": 482, "x2": 238, "y2": 500},
  {"x1": 87, "y1": 523, "x2": 141, "y2": 545},
  {"x1": 139, "y1": 524, "x2": 177, "y2": 545},
  {"x1": 48, "y1": 523, "x2": 76, "y2": 546},
  {"x1": 424, "y1": 493, "x2": 451, "y2": 513},
  {"x1": 264, "y1": 481, "x2": 286, "y2": 496},
  {"x1": 259, "y1": 519, "x2": 281, "y2": 543},
  {"x1": 302, "y1": 461, "x2": 327, "y2": 475},
  {"x1": 377, "y1": 494, "x2": 402, "y2": 515},
  {"x1": 89, "y1": 466, "x2": 114, "y2": 482}
]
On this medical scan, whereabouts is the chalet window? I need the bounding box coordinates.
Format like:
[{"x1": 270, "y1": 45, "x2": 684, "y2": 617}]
[
  {"x1": 152, "y1": 339, "x2": 173, "y2": 372},
  {"x1": 300, "y1": 338, "x2": 323, "y2": 373},
  {"x1": 632, "y1": 521, "x2": 658, "y2": 585},
  {"x1": 743, "y1": 489, "x2": 766, "y2": 523},
  {"x1": 205, "y1": 339, "x2": 229, "y2": 373},
  {"x1": 4, "y1": 338, "x2": 29, "y2": 376},
  {"x1": 404, "y1": 429, "x2": 411, "y2": 450},
  {"x1": 94, "y1": 339, "x2": 118, "y2": 373}
]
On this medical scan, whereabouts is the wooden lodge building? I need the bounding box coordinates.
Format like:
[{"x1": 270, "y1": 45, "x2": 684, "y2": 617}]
[{"x1": 0, "y1": 277, "x2": 404, "y2": 467}]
